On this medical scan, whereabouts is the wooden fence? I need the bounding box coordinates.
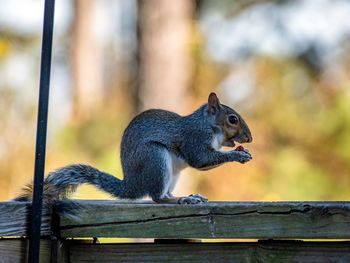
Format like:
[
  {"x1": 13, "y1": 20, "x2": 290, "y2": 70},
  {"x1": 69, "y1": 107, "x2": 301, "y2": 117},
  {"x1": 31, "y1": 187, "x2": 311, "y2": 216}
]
[{"x1": 1, "y1": 201, "x2": 350, "y2": 262}]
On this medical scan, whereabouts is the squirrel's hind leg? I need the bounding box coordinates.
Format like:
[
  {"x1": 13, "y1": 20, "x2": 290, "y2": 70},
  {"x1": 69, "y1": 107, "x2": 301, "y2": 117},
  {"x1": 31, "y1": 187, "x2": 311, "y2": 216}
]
[
  {"x1": 139, "y1": 144, "x2": 173, "y2": 202},
  {"x1": 143, "y1": 144, "x2": 208, "y2": 205}
]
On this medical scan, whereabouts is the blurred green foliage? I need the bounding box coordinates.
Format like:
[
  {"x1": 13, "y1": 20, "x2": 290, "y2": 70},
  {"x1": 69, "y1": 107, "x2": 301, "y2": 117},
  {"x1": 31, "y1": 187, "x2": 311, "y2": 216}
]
[{"x1": 1, "y1": 0, "x2": 350, "y2": 202}]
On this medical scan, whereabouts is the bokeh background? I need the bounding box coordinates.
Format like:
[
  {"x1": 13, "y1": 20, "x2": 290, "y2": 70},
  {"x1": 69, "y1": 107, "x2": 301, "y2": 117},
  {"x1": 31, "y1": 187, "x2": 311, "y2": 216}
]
[{"x1": 1, "y1": 0, "x2": 350, "y2": 202}]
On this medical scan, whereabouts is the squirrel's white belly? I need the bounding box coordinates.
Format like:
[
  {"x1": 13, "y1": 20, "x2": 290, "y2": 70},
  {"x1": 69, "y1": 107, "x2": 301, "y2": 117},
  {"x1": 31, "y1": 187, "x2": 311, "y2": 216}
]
[
  {"x1": 197, "y1": 132, "x2": 225, "y2": 171},
  {"x1": 163, "y1": 149, "x2": 188, "y2": 196},
  {"x1": 211, "y1": 132, "x2": 225, "y2": 151}
]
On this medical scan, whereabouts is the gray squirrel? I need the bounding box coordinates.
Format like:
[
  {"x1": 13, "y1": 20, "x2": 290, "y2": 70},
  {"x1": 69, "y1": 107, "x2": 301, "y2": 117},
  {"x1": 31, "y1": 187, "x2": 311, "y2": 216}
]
[{"x1": 16, "y1": 93, "x2": 252, "y2": 206}]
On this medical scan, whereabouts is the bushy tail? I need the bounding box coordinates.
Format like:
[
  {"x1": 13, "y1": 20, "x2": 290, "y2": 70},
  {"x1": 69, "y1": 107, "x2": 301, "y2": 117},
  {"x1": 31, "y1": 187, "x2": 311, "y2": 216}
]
[{"x1": 14, "y1": 164, "x2": 126, "y2": 205}]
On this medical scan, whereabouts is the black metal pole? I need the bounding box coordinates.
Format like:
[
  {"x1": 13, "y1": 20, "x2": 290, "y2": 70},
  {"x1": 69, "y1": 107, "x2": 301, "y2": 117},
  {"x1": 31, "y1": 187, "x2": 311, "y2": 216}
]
[{"x1": 28, "y1": 0, "x2": 55, "y2": 262}]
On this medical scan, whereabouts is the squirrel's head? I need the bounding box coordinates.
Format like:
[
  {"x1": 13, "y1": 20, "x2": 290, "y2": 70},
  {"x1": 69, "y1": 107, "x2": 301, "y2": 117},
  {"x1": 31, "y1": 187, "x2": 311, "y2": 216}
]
[{"x1": 207, "y1": 92, "x2": 252, "y2": 147}]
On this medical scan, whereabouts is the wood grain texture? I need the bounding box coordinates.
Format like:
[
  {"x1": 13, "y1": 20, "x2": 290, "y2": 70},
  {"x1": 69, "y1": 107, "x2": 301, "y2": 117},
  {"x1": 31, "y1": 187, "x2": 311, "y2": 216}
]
[
  {"x1": 0, "y1": 202, "x2": 51, "y2": 237},
  {"x1": 59, "y1": 201, "x2": 350, "y2": 239},
  {"x1": 0, "y1": 239, "x2": 52, "y2": 263},
  {"x1": 67, "y1": 241, "x2": 350, "y2": 263}
]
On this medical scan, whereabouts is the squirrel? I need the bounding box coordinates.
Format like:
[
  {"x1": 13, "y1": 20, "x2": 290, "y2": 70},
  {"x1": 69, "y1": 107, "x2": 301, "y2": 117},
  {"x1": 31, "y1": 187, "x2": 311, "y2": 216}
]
[{"x1": 15, "y1": 92, "x2": 252, "y2": 207}]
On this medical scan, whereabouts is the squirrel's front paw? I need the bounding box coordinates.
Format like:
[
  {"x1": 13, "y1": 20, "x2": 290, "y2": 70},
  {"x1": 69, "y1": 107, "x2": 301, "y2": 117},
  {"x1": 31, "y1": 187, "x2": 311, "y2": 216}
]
[
  {"x1": 232, "y1": 151, "x2": 252, "y2": 163},
  {"x1": 178, "y1": 194, "x2": 208, "y2": 204}
]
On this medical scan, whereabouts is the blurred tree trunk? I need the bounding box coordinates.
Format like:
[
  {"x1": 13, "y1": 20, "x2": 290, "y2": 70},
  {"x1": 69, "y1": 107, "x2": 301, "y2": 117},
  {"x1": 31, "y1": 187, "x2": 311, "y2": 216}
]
[
  {"x1": 70, "y1": 0, "x2": 103, "y2": 122},
  {"x1": 136, "y1": 0, "x2": 195, "y2": 195},
  {"x1": 136, "y1": 0, "x2": 195, "y2": 114}
]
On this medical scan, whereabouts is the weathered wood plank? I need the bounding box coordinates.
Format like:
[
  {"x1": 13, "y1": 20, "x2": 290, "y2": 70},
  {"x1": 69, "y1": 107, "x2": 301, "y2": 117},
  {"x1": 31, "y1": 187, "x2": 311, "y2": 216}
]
[
  {"x1": 0, "y1": 239, "x2": 52, "y2": 263},
  {"x1": 59, "y1": 201, "x2": 350, "y2": 239},
  {"x1": 67, "y1": 241, "x2": 350, "y2": 263},
  {"x1": 0, "y1": 202, "x2": 51, "y2": 237}
]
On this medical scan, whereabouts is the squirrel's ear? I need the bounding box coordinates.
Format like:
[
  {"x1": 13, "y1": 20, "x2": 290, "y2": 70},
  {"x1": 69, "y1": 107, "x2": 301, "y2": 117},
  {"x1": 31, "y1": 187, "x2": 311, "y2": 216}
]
[{"x1": 208, "y1": 92, "x2": 221, "y2": 114}]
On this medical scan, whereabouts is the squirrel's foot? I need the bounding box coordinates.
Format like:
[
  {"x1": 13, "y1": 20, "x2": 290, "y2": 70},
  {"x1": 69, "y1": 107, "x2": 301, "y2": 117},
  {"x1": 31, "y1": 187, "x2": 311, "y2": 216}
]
[
  {"x1": 189, "y1": 194, "x2": 208, "y2": 202},
  {"x1": 178, "y1": 194, "x2": 208, "y2": 204},
  {"x1": 165, "y1": 192, "x2": 175, "y2": 198}
]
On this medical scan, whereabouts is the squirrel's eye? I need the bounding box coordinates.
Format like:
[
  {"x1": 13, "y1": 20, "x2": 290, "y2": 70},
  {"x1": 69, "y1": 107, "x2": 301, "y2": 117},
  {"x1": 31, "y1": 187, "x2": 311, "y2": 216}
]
[{"x1": 228, "y1": 115, "x2": 239, "y2": 125}]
